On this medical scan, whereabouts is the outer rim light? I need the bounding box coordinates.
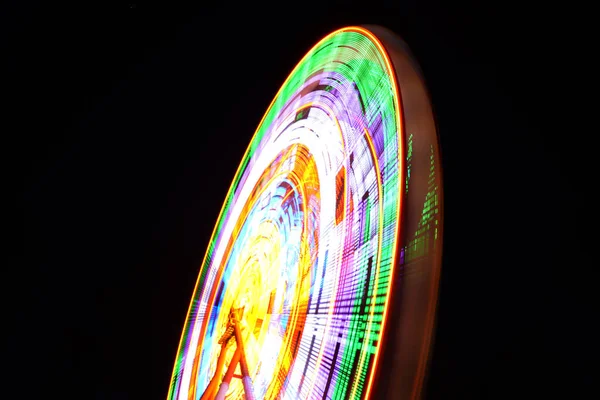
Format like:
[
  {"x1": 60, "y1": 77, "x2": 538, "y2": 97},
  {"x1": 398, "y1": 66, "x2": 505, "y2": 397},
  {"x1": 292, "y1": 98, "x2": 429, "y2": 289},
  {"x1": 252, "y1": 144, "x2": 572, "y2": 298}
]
[
  {"x1": 363, "y1": 24, "x2": 443, "y2": 400},
  {"x1": 335, "y1": 26, "x2": 405, "y2": 400}
]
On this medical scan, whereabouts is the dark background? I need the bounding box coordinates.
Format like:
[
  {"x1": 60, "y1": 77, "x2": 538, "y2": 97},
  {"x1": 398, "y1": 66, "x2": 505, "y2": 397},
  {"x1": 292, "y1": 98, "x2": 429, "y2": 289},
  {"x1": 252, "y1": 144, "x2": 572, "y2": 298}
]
[{"x1": 11, "y1": 1, "x2": 592, "y2": 399}]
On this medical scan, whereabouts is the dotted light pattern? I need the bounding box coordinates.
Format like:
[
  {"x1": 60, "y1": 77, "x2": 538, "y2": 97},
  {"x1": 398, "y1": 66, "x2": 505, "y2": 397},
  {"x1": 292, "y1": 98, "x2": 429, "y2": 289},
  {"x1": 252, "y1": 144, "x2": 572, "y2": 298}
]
[{"x1": 168, "y1": 27, "x2": 405, "y2": 400}]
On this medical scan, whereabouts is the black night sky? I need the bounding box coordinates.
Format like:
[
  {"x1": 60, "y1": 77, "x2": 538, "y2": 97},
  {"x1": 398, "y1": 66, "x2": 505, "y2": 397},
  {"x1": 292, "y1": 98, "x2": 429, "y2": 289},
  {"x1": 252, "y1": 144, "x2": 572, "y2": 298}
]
[{"x1": 11, "y1": 1, "x2": 592, "y2": 399}]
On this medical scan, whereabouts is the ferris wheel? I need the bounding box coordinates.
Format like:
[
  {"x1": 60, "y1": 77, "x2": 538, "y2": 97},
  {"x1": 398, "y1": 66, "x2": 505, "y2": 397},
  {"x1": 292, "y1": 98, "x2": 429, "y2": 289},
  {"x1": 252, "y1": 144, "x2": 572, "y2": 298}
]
[{"x1": 167, "y1": 25, "x2": 443, "y2": 400}]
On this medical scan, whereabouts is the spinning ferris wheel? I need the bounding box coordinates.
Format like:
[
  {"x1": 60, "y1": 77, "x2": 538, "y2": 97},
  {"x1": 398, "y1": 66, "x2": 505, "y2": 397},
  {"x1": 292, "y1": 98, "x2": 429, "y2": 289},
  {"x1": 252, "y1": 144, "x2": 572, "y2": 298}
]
[{"x1": 167, "y1": 25, "x2": 443, "y2": 400}]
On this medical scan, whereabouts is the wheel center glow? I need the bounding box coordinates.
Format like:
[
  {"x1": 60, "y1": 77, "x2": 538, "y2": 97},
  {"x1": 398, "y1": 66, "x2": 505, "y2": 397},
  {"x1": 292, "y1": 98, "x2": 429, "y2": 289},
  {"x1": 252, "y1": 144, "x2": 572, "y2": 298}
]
[{"x1": 199, "y1": 143, "x2": 321, "y2": 399}]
